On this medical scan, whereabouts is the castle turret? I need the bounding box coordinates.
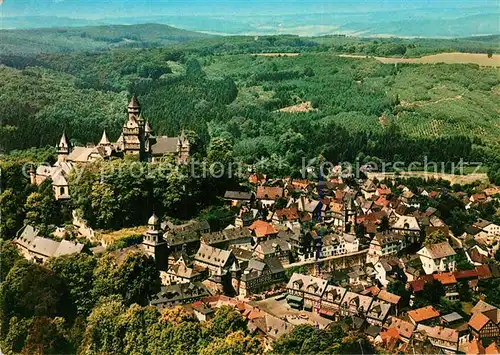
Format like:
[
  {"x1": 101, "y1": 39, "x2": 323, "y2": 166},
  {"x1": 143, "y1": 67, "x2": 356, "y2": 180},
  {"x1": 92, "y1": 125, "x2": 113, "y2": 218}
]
[
  {"x1": 56, "y1": 131, "x2": 72, "y2": 162},
  {"x1": 178, "y1": 130, "x2": 191, "y2": 161},
  {"x1": 98, "y1": 130, "x2": 111, "y2": 146},
  {"x1": 144, "y1": 120, "x2": 152, "y2": 134},
  {"x1": 144, "y1": 120, "x2": 154, "y2": 154},
  {"x1": 128, "y1": 95, "x2": 141, "y2": 120},
  {"x1": 123, "y1": 112, "x2": 141, "y2": 155}
]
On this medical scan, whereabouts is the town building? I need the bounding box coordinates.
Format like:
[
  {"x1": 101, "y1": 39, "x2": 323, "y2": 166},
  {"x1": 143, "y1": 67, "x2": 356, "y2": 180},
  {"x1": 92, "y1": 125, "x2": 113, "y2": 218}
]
[
  {"x1": 469, "y1": 309, "x2": 500, "y2": 340},
  {"x1": 150, "y1": 282, "x2": 211, "y2": 309},
  {"x1": 408, "y1": 305, "x2": 440, "y2": 325},
  {"x1": 319, "y1": 285, "x2": 347, "y2": 320},
  {"x1": 14, "y1": 225, "x2": 84, "y2": 263},
  {"x1": 164, "y1": 255, "x2": 207, "y2": 285},
  {"x1": 286, "y1": 273, "x2": 328, "y2": 310},
  {"x1": 367, "y1": 232, "x2": 405, "y2": 264},
  {"x1": 414, "y1": 324, "x2": 459, "y2": 353},
  {"x1": 339, "y1": 291, "x2": 373, "y2": 318},
  {"x1": 141, "y1": 213, "x2": 169, "y2": 271},
  {"x1": 417, "y1": 242, "x2": 456, "y2": 275},
  {"x1": 238, "y1": 257, "x2": 285, "y2": 296},
  {"x1": 194, "y1": 244, "x2": 237, "y2": 273}
]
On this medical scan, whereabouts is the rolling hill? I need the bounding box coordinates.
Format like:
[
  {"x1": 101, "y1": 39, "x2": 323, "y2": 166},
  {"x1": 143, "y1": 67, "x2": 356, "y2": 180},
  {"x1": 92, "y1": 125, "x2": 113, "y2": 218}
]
[{"x1": 0, "y1": 23, "x2": 214, "y2": 55}]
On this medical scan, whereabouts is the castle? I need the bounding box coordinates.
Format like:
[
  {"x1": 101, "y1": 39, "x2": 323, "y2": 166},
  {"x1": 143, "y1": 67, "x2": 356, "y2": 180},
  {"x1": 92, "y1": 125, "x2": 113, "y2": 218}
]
[
  {"x1": 32, "y1": 96, "x2": 190, "y2": 200},
  {"x1": 57, "y1": 96, "x2": 190, "y2": 163}
]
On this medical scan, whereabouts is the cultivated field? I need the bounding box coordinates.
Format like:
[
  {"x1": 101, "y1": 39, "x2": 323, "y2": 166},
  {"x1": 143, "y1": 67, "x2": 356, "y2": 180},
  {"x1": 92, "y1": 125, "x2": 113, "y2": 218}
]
[
  {"x1": 339, "y1": 52, "x2": 500, "y2": 67},
  {"x1": 253, "y1": 53, "x2": 300, "y2": 57},
  {"x1": 366, "y1": 171, "x2": 490, "y2": 185}
]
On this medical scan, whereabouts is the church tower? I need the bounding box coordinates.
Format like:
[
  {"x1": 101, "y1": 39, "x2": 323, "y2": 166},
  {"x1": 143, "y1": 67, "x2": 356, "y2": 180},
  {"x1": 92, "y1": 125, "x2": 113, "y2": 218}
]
[
  {"x1": 56, "y1": 131, "x2": 72, "y2": 162},
  {"x1": 142, "y1": 213, "x2": 169, "y2": 271}
]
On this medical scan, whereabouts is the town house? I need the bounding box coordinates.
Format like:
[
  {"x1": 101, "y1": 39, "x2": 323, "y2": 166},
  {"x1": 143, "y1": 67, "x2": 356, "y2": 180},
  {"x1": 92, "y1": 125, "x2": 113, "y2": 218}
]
[
  {"x1": 286, "y1": 273, "x2": 328, "y2": 311},
  {"x1": 417, "y1": 242, "x2": 456, "y2": 275}
]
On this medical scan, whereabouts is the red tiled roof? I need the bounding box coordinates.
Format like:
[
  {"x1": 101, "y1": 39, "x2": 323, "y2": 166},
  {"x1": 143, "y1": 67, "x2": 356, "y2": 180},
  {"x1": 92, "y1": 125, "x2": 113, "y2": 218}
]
[
  {"x1": 433, "y1": 272, "x2": 457, "y2": 285},
  {"x1": 472, "y1": 193, "x2": 487, "y2": 201},
  {"x1": 467, "y1": 338, "x2": 486, "y2": 355},
  {"x1": 469, "y1": 312, "x2": 491, "y2": 331},
  {"x1": 454, "y1": 269, "x2": 478, "y2": 280},
  {"x1": 375, "y1": 197, "x2": 391, "y2": 207},
  {"x1": 275, "y1": 207, "x2": 299, "y2": 221},
  {"x1": 428, "y1": 191, "x2": 439, "y2": 198},
  {"x1": 475, "y1": 265, "x2": 492, "y2": 279},
  {"x1": 390, "y1": 318, "x2": 414, "y2": 339},
  {"x1": 485, "y1": 341, "x2": 499, "y2": 354},
  {"x1": 380, "y1": 327, "x2": 400, "y2": 341},
  {"x1": 378, "y1": 290, "x2": 401, "y2": 305},
  {"x1": 409, "y1": 279, "x2": 426, "y2": 293},
  {"x1": 256, "y1": 186, "x2": 283, "y2": 200},
  {"x1": 408, "y1": 306, "x2": 440, "y2": 323},
  {"x1": 377, "y1": 187, "x2": 392, "y2": 196},
  {"x1": 249, "y1": 173, "x2": 266, "y2": 185},
  {"x1": 249, "y1": 220, "x2": 278, "y2": 238}
]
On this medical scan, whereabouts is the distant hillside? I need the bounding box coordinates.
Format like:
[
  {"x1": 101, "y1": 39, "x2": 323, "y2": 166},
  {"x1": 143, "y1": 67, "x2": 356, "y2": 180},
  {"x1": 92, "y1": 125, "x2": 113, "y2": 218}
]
[{"x1": 0, "y1": 23, "x2": 214, "y2": 55}]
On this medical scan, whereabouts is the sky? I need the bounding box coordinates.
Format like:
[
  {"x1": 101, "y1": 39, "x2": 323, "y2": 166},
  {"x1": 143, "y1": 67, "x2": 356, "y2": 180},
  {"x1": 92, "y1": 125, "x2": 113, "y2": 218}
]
[{"x1": 1, "y1": 0, "x2": 498, "y2": 19}]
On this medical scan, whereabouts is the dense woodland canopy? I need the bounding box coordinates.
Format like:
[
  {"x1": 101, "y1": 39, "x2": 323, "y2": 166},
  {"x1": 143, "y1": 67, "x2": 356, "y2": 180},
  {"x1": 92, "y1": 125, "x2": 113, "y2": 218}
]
[
  {"x1": 0, "y1": 25, "x2": 499, "y2": 238},
  {"x1": 1, "y1": 35, "x2": 499, "y2": 166},
  {"x1": 0, "y1": 25, "x2": 499, "y2": 354}
]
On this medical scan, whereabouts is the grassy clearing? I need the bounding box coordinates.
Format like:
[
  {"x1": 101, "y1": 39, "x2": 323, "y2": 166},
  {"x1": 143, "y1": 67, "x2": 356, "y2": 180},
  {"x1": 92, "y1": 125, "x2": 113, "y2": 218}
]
[{"x1": 339, "y1": 52, "x2": 500, "y2": 67}]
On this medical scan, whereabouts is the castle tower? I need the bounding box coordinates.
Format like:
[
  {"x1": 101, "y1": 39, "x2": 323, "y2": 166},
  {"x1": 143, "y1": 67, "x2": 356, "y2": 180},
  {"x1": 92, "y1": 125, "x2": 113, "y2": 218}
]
[
  {"x1": 56, "y1": 131, "x2": 72, "y2": 162},
  {"x1": 123, "y1": 96, "x2": 142, "y2": 156},
  {"x1": 128, "y1": 95, "x2": 141, "y2": 121},
  {"x1": 142, "y1": 213, "x2": 169, "y2": 271}
]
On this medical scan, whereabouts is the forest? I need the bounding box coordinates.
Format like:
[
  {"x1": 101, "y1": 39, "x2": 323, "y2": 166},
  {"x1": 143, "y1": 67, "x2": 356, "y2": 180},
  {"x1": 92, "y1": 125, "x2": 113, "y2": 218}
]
[
  {"x1": 0, "y1": 25, "x2": 499, "y2": 354},
  {"x1": 0, "y1": 32, "x2": 499, "y2": 166}
]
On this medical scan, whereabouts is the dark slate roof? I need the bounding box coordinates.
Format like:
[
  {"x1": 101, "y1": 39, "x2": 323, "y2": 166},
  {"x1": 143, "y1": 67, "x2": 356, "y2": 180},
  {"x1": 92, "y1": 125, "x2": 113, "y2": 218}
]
[
  {"x1": 365, "y1": 324, "x2": 382, "y2": 338},
  {"x1": 264, "y1": 256, "x2": 285, "y2": 274},
  {"x1": 224, "y1": 191, "x2": 253, "y2": 200},
  {"x1": 150, "y1": 282, "x2": 210, "y2": 306}
]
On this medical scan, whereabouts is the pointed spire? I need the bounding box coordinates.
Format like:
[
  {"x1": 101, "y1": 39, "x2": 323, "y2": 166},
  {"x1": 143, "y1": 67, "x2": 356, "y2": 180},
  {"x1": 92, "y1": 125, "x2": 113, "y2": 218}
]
[
  {"x1": 58, "y1": 131, "x2": 70, "y2": 149},
  {"x1": 144, "y1": 120, "x2": 152, "y2": 133},
  {"x1": 230, "y1": 261, "x2": 240, "y2": 272},
  {"x1": 98, "y1": 130, "x2": 110, "y2": 146},
  {"x1": 128, "y1": 94, "x2": 140, "y2": 109}
]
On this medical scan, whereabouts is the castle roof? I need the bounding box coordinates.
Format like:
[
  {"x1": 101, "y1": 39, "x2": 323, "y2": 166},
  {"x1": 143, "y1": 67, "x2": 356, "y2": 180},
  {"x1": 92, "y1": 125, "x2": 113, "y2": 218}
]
[
  {"x1": 128, "y1": 95, "x2": 140, "y2": 108},
  {"x1": 151, "y1": 136, "x2": 181, "y2": 155},
  {"x1": 98, "y1": 130, "x2": 110, "y2": 146}
]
